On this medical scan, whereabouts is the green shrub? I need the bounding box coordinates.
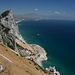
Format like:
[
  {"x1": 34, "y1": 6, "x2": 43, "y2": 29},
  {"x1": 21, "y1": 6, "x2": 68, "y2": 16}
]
[
  {"x1": 30, "y1": 59, "x2": 49, "y2": 74},
  {"x1": 1, "y1": 10, "x2": 10, "y2": 18},
  {"x1": 16, "y1": 54, "x2": 19, "y2": 56},
  {"x1": 35, "y1": 67, "x2": 39, "y2": 70},
  {"x1": 29, "y1": 62, "x2": 31, "y2": 64},
  {"x1": 6, "y1": 49, "x2": 8, "y2": 51},
  {"x1": 0, "y1": 43, "x2": 4, "y2": 47},
  {"x1": 0, "y1": 15, "x2": 2, "y2": 19},
  {"x1": 3, "y1": 27, "x2": 10, "y2": 33}
]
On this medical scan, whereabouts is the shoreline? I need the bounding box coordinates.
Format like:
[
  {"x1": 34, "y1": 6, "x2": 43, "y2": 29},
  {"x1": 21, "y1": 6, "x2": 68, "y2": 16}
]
[
  {"x1": 16, "y1": 19, "x2": 24, "y2": 23},
  {"x1": 16, "y1": 20, "x2": 48, "y2": 67},
  {"x1": 29, "y1": 44, "x2": 48, "y2": 67},
  {"x1": 17, "y1": 20, "x2": 61, "y2": 75},
  {"x1": 36, "y1": 56, "x2": 47, "y2": 67}
]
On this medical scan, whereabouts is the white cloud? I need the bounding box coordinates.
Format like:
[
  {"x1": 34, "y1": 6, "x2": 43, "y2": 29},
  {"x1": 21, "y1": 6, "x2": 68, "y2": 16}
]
[
  {"x1": 49, "y1": 11, "x2": 51, "y2": 13},
  {"x1": 63, "y1": 12, "x2": 66, "y2": 14},
  {"x1": 55, "y1": 11, "x2": 61, "y2": 14},
  {"x1": 35, "y1": 8, "x2": 38, "y2": 11}
]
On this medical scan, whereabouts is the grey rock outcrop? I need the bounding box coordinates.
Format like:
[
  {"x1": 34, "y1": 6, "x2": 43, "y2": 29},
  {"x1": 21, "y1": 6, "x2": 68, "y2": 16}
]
[
  {"x1": 0, "y1": 9, "x2": 25, "y2": 52},
  {"x1": 0, "y1": 10, "x2": 47, "y2": 66}
]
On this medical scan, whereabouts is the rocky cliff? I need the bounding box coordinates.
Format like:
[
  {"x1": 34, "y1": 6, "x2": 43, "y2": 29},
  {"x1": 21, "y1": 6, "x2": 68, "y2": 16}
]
[
  {"x1": 0, "y1": 10, "x2": 49, "y2": 75},
  {"x1": 0, "y1": 42, "x2": 49, "y2": 75},
  {"x1": 0, "y1": 9, "x2": 47, "y2": 59},
  {"x1": 0, "y1": 9, "x2": 25, "y2": 52},
  {"x1": 0, "y1": 10, "x2": 35, "y2": 54}
]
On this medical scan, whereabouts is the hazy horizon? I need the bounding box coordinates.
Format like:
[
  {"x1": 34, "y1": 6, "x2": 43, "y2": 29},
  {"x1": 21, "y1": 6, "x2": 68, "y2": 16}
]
[{"x1": 0, "y1": 0, "x2": 75, "y2": 20}]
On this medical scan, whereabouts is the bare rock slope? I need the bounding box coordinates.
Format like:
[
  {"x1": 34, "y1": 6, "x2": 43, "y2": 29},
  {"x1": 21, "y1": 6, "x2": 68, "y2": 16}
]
[
  {"x1": 0, "y1": 10, "x2": 49, "y2": 75},
  {"x1": 0, "y1": 9, "x2": 34, "y2": 53},
  {"x1": 0, "y1": 43, "x2": 49, "y2": 75}
]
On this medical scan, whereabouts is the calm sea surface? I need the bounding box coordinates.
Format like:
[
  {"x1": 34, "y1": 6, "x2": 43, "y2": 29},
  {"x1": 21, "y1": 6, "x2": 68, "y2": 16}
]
[{"x1": 18, "y1": 20, "x2": 75, "y2": 75}]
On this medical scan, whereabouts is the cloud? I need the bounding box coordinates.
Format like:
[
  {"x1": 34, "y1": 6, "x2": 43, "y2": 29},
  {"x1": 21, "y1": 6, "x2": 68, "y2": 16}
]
[
  {"x1": 55, "y1": 11, "x2": 61, "y2": 14},
  {"x1": 49, "y1": 11, "x2": 51, "y2": 13},
  {"x1": 63, "y1": 12, "x2": 66, "y2": 14},
  {"x1": 35, "y1": 8, "x2": 38, "y2": 11}
]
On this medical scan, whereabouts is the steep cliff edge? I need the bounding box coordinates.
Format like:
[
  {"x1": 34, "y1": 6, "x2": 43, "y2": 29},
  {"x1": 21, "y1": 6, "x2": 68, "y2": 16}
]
[
  {"x1": 0, "y1": 9, "x2": 25, "y2": 43},
  {"x1": 0, "y1": 9, "x2": 25, "y2": 52},
  {"x1": 0, "y1": 42, "x2": 49, "y2": 75},
  {"x1": 0, "y1": 9, "x2": 47, "y2": 63},
  {"x1": 0, "y1": 10, "x2": 49, "y2": 75},
  {"x1": 0, "y1": 10, "x2": 61, "y2": 75},
  {"x1": 0, "y1": 9, "x2": 35, "y2": 54}
]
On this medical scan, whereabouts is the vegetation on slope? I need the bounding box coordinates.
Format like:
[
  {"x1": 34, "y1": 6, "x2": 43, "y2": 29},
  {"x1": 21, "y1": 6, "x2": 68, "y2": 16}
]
[
  {"x1": 1, "y1": 10, "x2": 10, "y2": 18},
  {"x1": 0, "y1": 43, "x2": 49, "y2": 75}
]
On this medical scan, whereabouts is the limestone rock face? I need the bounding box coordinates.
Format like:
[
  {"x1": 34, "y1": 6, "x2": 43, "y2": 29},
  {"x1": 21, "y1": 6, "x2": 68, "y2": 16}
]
[
  {"x1": 0, "y1": 10, "x2": 47, "y2": 66},
  {"x1": 0, "y1": 10, "x2": 25, "y2": 52}
]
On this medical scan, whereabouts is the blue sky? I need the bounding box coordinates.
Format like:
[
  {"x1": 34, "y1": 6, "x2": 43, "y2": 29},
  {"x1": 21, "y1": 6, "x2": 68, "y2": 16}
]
[{"x1": 0, "y1": 0, "x2": 75, "y2": 20}]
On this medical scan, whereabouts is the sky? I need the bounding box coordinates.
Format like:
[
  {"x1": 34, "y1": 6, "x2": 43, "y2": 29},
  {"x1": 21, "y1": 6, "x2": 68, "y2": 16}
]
[{"x1": 0, "y1": 0, "x2": 75, "y2": 20}]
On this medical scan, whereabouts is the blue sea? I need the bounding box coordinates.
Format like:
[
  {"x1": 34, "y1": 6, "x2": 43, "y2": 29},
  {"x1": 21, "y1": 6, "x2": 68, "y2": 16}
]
[{"x1": 18, "y1": 20, "x2": 75, "y2": 75}]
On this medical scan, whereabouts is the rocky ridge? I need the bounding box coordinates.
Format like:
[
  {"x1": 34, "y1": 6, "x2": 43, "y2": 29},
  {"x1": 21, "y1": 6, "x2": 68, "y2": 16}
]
[
  {"x1": 0, "y1": 9, "x2": 47, "y2": 65},
  {"x1": 0, "y1": 10, "x2": 49, "y2": 75},
  {"x1": 0, "y1": 42, "x2": 49, "y2": 75},
  {"x1": 0, "y1": 9, "x2": 61, "y2": 75}
]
